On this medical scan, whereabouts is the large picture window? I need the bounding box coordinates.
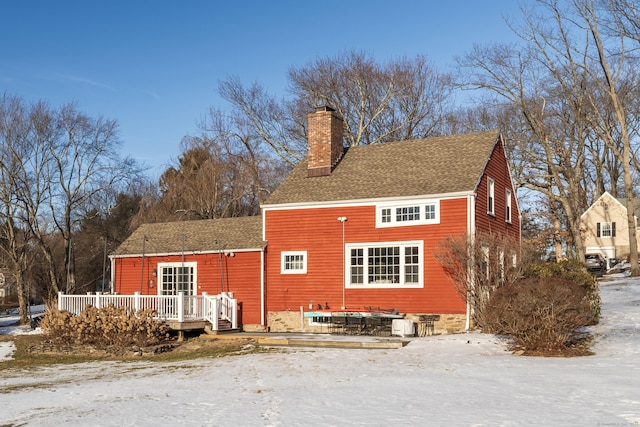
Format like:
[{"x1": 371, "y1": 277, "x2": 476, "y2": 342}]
[{"x1": 346, "y1": 241, "x2": 423, "y2": 288}]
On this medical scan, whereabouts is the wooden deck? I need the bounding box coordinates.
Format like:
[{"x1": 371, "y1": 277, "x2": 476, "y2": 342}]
[{"x1": 57, "y1": 291, "x2": 238, "y2": 333}]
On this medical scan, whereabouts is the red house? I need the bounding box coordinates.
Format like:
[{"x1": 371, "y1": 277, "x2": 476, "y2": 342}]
[
  {"x1": 111, "y1": 216, "x2": 265, "y2": 328},
  {"x1": 110, "y1": 107, "x2": 520, "y2": 334}
]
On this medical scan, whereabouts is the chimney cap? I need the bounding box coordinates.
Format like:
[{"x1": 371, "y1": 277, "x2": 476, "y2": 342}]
[{"x1": 315, "y1": 105, "x2": 335, "y2": 113}]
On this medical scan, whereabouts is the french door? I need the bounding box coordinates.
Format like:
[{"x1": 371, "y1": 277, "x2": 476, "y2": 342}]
[{"x1": 158, "y1": 262, "x2": 196, "y2": 296}]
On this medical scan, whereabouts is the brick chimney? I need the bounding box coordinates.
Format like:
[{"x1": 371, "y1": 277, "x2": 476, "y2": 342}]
[{"x1": 307, "y1": 106, "x2": 344, "y2": 177}]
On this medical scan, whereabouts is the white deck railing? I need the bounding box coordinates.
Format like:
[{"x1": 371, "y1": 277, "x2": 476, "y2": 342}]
[{"x1": 57, "y1": 291, "x2": 238, "y2": 331}]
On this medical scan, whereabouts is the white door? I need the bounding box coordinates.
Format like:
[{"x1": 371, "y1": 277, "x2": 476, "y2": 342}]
[{"x1": 158, "y1": 262, "x2": 197, "y2": 317}]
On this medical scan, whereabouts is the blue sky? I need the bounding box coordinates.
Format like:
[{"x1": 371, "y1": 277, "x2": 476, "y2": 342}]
[{"x1": 1, "y1": 1, "x2": 523, "y2": 178}]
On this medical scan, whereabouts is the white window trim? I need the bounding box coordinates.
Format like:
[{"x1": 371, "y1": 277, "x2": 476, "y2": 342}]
[
  {"x1": 505, "y1": 189, "x2": 512, "y2": 223},
  {"x1": 281, "y1": 251, "x2": 307, "y2": 274},
  {"x1": 345, "y1": 240, "x2": 424, "y2": 289},
  {"x1": 487, "y1": 177, "x2": 495, "y2": 216},
  {"x1": 600, "y1": 222, "x2": 613, "y2": 237},
  {"x1": 376, "y1": 200, "x2": 440, "y2": 228},
  {"x1": 157, "y1": 262, "x2": 197, "y2": 296}
]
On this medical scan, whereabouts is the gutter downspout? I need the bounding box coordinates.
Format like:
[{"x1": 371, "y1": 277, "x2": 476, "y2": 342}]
[
  {"x1": 260, "y1": 243, "x2": 266, "y2": 328},
  {"x1": 109, "y1": 255, "x2": 115, "y2": 294},
  {"x1": 466, "y1": 194, "x2": 476, "y2": 331}
]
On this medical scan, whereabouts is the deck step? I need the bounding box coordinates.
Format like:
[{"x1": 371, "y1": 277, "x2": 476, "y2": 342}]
[{"x1": 203, "y1": 319, "x2": 236, "y2": 335}]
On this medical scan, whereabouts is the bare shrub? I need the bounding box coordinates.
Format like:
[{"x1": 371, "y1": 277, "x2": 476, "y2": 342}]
[
  {"x1": 435, "y1": 230, "x2": 537, "y2": 329},
  {"x1": 41, "y1": 305, "x2": 170, "y2": 347},
  {"x1": 484, "y1": 277, "x2": 592, "y2": 353}
]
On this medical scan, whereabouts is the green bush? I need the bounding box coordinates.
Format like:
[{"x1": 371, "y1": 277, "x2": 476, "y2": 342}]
[
  {"x1": 484, "y1": 277, "x2": 592, "y2": 353},
  {"x1": 41, "y1": 304, "x2": 170, "y2": 347},
  {"x1": 523, "y1": 260, "x2": 601, "y2": 323}
]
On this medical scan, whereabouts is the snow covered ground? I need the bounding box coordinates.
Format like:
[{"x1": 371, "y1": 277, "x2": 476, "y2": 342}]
[{"x1": 1, "y1": 276, "x2": 639, "y2": 426}]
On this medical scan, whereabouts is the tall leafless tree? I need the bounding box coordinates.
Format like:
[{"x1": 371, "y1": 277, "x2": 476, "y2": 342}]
[
  {"x1": 458, "y1": 0, "x2": 640, "y2": 265},
  {"x1": 219, "y1": 51, "x2": 454, "y2": 166},
  {"x1": 0, "y1": 94, "x2": 141, "y2": 313}
]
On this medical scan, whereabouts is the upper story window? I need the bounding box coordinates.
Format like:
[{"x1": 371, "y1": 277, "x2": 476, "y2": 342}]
[
  {"x1": 281, "y1": 251, "x2": 307, "y2": 274},
  {"x1": 487, "y1": 177, "x2": 495, "y2": 216},
  {"x1": 506, "y1": 189, "x2": 512, "y2": 223},
  {"x1": 377, "y1": 200, "x2": 440, "y2": 228},
  {"x1": 397, "y1": 205, "x2": 420, "y2": 222},
  {"x1": 597, "y1": 222, "x2": 616, "y2": 238}
]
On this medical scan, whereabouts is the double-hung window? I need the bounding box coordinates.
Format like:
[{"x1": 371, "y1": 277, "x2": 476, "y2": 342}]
[
  {"x1": 487, "y1": 177, "x2": 495, "y2": 216},
  {"x1": 281, "y1": 251, "x2": 307, "y2": 274},
  {"x1": 597, "y1": 222, "x2": 615, "y2": 238},
  {"x1": 346, "y1": 241, "x2": 423, "y2": 288},
  {"x1": 505, "y1": 189, "x2": 512, "y2": 223}
]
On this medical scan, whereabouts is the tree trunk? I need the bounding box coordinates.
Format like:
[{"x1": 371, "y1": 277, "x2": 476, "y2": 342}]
[{"x1": 16, "y1": 275, "x2": 29, "y2": 325}]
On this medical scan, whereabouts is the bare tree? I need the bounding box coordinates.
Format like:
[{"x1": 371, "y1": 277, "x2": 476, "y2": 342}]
[
  {"x1": 0, "y1": 94, "x2": 141, "y2": 308},
  {"x1": 435, "y1": 231, "x2": 537, "y2": 329},
  {"x1": 46, "y1": 104, "x2": 140, "y2": 293},
  {"x1": 288, "y1": 51, "x2": 453, "y2": 147},
  {"x1": 458, "y1": 40, "x2": 592, "y2": 259},
  {"x1": 575, "y1": 0, "x2": 640, "y2": 274},
  {"x1": 218, "y1": 78, "x2": 306, "y2": 166},
  {"x1": 218, "y1": 51, "x2": 454, "y2": 166},
  {"x1": 0, "y1": 94, "x2": 33, "y2": 322},
  {"x1": 144, "y1": 106, "x2": 290, "y2": 223},
  {"x1": 458, "y1": 0, "x2": 640, "y2": 264}
]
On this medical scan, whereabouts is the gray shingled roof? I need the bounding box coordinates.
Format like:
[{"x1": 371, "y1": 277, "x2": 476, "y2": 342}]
[
  {"x1": 616, "y1": 197, "x2": 640, "y2": 217},
  {"x1": 114, "y1": 216, "x2": 264, "y2": 257},
  {"x1": 263, "y1": 130, "x2": 501, "y2": 206}
]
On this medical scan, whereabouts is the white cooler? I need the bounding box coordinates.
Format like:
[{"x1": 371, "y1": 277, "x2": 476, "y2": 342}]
[{"x1": 391, "y1": 319, "x2": 415, "y2": 337}]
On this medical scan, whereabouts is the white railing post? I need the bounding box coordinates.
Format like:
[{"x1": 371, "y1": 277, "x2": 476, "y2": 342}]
[
  {"x1": 134, "y1": 292, "x2": 140, "y2": 312},
  {"x1": 211, "y1": 298, "x2": 218, "y2": 331},
  {"x1": 231, "y1": 297, "x2": 238, "y2": 329},
  {"x1": 95, "y1": 292, "x2": 102, "y2": 309},
  {"x1": 201, "y1": 293, "x2": 208, "y2": 322},
  {"x1": 58, "y1": 292, "x2": 63, "y2": 311},
  {"x1": 177, "y1": 292, "x2": 184, "y2": 322}
]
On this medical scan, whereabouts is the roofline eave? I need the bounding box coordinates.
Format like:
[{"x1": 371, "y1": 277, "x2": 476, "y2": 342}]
[{"x1": 261, "y1": 190, "x2": 476, "y2": 211}]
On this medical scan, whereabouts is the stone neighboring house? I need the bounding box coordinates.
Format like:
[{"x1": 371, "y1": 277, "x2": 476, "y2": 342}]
[
  {"x1": 581, "y1": 191, "x2": 640, "y2": 268},
  {"x1": 109, "y1": 107, "x2": 521, "y2": 334}
]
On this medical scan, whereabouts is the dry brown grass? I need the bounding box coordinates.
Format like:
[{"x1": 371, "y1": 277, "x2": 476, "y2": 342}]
[{"x1": 0, "y1": 333, "x2": 264, "y2": 371}]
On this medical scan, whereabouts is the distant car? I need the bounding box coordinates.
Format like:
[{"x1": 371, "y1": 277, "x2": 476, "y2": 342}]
[{"x1": 585, "y1": 253, "x2": 606, "y2": 275}]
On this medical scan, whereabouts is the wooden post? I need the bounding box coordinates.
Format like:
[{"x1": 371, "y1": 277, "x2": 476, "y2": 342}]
[{"x1": 177, "y1": 292, "x2": 184, "y2": 322}]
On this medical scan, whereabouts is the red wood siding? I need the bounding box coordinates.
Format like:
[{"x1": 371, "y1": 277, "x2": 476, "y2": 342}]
[
  {"x1": 113, "y1": 251, "x2": 262, "y2": 325},
  {"x1": 264, "y1": 198, "x2": 469, "y2": 316},
  {"x1": 475, "y1": 137, "x2": 521, "y2": 240}
]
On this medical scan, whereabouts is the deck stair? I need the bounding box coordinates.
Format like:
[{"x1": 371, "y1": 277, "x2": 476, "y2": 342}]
[{"x1": 204, "y1": 318, "x2": 237, "y2": 335}]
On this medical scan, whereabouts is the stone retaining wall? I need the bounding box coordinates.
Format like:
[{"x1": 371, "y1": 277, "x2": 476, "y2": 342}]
[{"x1": 265, "y1": 310, "x2": 468, "y2": 335}]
